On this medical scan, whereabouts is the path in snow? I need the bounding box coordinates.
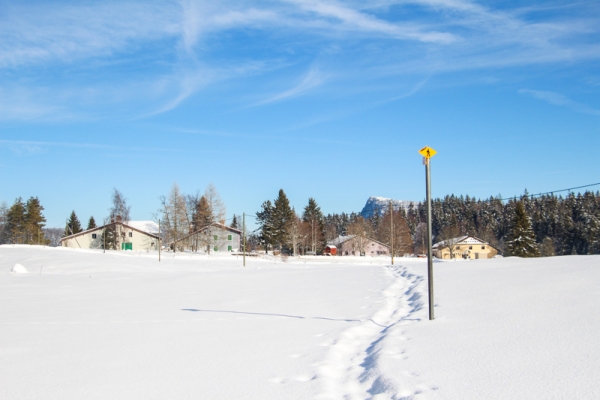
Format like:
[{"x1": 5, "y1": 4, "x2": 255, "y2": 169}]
[{"x1": 316, "y1": 264, "x2": 426, "y2": 399}]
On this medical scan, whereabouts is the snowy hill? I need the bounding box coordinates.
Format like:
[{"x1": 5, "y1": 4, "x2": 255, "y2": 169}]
[
  {"x1": 360, "y1": 196, "x2": 416, "y2": 218},
  {"x1": 1, "y1": 246, "x2": 599, "y2": 399}
]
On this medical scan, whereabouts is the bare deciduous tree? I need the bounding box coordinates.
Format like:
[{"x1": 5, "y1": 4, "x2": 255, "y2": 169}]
[
  {"x1": 346, "y1": 216, "x2": 373, "y2": 256},
  {"x1": 160, "y1": 183, "x2": 190, "y2": 250},
  {"x1": 109, "y1": 188, "x2": 131, "y2": 223}
]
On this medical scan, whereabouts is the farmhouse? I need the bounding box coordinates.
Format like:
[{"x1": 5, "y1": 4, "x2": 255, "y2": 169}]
[
  {"x1": 171, "y1": 222, "x2": 241, "y2": 253},
  {"x1": 432, "y1": 236, "x2": 498, "y2": 260},
  {"x1": 329, "y1": 235, "x2": 390, "y2": 256},
  {"x1": 60, "y1": 219, "x2": 160, "y2": 250}
]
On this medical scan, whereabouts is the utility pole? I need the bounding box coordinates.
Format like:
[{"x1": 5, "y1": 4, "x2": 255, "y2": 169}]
[
  {"x1": 158, "y1": 219, "x2": 161, "y2": 262},
  {"x1": 390, "y1": 199, "x2": 394, "y2": 265},
  {"x1": 419, "y1": 146, "x2": 437, "y2": 321},
  {"x1": 243, "y1": 213, "x2": 246, "y2": 267}
]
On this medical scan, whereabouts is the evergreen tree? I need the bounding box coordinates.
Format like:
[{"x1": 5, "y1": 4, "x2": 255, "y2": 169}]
[
  {"x1": 506, "y1": 201, "x2": 540, "y2": 257},
  {"x1": 272, "y1": 189, "x2": 295, "y2": 252},
  {"x1": 0, "y1": 201, "x2": 8, "y2": 244},
  {"x1": 87, "y1": 216, "x2": 97, "y2": 230},
  {"x1": 302, "y1": 197, "x2": 325, "y2": 253},
  {"x1": 230, "y1": 214, "x2": 238, "y2": 230},
  {"x1": 256, "y1": 200, "x2": 275, "y2": 254},
  {"x1": 101, "y1": 222, "x2": 118, "y2": 250},
  {"x1": 65, "y1": 211, "x2": 83, "y2": 236},
  {"x1": 24, "y1": 197, "x2": 46, "y2": 244},
  {"x1": 6, "y1": 198, "x2": 27, "y2": 244}
]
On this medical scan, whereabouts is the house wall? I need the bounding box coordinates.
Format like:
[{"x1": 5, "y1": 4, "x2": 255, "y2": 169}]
[
  {"x1": 337, "y1": 238, "x2": 390, "y2": 256},
  {"x1": 434, "y1": 244, "x2": 498, "y2": 259},
  {"x1": 62, "y1": 226, "x2": 158, "y2": 250},
  {"x1": 207, "y1": 227, "x2": 240, "y2": 252}
]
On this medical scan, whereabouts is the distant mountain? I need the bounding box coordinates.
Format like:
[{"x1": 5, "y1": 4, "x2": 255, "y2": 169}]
[{"x1": 360, "y1": 196, "x2": 416, "y2": 219}]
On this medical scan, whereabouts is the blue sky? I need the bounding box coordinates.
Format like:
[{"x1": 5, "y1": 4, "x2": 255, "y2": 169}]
[{"x1": 1, "y1": 0, "x2": 599, "y2": 229}]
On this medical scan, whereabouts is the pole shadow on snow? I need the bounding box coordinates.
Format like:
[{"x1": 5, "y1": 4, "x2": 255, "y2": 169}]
[{"x1": 181, "y1": 308, "x2": 363, "y2": 323}]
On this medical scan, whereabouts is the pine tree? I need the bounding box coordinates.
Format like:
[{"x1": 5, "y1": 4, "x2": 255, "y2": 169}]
[
  {"x1": 256, "y1": 200, "x2": 275, "y2": 254},
  {"x1": 65, "y1": 211, "x2": 83, "y2": 236},
  {"x1": 302, "y1": 197, "x2": 325, "y2": 254},
  {"x1": 87, "y1": 216, "x2": 97, "y2": 230},
  {"x1": 0, "y1": 201, "x2": 8, "y2": 244},
  {"x1": 272, "y1": 189, "x2": 295, "y2": 252},
  {"x1": 24, "y1": 197, "x2": 46, "y2": 244},
  {"x1": 230, "y1": 214, "x2": 238, "y2": 230},
  {"x1": 101, "y1": 222, "x2": 118, "y2": 250},
  {"x1": 506, "y1": 201, "x2": 540, "y2": 257},
  {"x1": 6, "y1": 198, "x2": 27, "y2": 244}
]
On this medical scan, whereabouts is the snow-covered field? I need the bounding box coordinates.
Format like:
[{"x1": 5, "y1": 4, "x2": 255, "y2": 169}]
[{"x1": 1, "y1": 246, "x2": 599, "y2": 399}]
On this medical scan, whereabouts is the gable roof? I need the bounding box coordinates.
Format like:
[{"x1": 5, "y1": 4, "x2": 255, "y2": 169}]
[
  {"x1": 328, "y1": 235, "x2": 390, "y2": 250},
  {"x1": 329, "y1": 235, "x2": 356, "y2": 246},
  {"x1": 433, "y1": 236, "x2": 491, "y2": 249},
  {"x1": 171, "y1": 222, "x2": 242, "y2": 244},
  {"x1": 60, "y1": 221, "x2": 160, "y2": 242}
]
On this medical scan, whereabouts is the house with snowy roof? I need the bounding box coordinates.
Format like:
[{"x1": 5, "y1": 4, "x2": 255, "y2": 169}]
[
  {"x1": 329, "y1": 235, "x2": 390, "y2": 256},
  {"x1": 432, "y1": 236, "x2": 498, "y2": 260},
  {"x1": 60, "y1": 217, "x2": 160, "y2": 250}
]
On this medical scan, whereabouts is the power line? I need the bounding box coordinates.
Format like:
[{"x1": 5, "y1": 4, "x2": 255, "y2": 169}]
[
  {"x1": 498, "y1": 182, "x2": 600, "y2": 201},
  {"x1": 357, "y1": 181, "x2": 600, "y2": 215}
]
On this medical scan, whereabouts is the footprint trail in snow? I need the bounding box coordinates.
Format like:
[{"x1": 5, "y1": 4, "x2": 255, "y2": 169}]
[{"x1": 315, "y1": 264, "x2": 428, "y2": 400}]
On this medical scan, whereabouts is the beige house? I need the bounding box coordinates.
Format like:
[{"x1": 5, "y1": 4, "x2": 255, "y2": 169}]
[
  {"x1": 60, "y1": 220, "x2": 160, "y2": 250},
  {"x1": 330, "y1": 235, "x2": 390, "y2": 256},
  {"x1": 432, "y1": 236, "x2": 498, "y2": 260}
]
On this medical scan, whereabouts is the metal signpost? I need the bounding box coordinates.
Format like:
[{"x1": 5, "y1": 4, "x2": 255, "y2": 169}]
[{"x1": 419, "y1": 146, "x2": 437, "y2": 321}]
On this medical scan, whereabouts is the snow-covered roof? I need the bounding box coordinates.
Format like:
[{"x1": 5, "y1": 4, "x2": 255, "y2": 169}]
[
  {"x1": 127, "y1": 220, "x2": 159, "y2": 234},
  {"x1": 60, "y1": 221, "x2": 160, "y2": 242},
  {"x1": 433, "y1": 236, "x2": 488, "y2": 249},
  {"x1": 329, "y1": 235, "x2": 356, "y2": 246}
]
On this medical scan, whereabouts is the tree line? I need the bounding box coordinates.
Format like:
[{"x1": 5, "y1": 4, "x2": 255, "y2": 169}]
[
  {"x1": 253, "y1": 189, "x2": 413, "y2": 256},
  {"x1": 2, "y1": 187, "x2": 598, "y2": 257},
  {"x1": 254, "y1": 189, "x2": 600, "y2": 257}
]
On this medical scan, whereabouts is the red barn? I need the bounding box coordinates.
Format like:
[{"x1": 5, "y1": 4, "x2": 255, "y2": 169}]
[{"x1": 324, "y1": 245, "x2": 337, "y2": 256}]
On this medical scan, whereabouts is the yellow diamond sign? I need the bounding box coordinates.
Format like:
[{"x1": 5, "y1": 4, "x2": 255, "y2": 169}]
[{"x1": 419, "y1": 146, "x2": 437, "y2": 159}]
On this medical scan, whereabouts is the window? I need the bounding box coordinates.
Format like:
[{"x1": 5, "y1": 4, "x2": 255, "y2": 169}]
[
  {"x1": 228, "y1": 245, "x2": 232, "y2": 251},
  {"x1": 469, "y1": 246, "x2": 473, "y2": 250},
  {"x1": 92, "y1": 234, "x2": 97, "y2": 239},
  {"x1": 214, "y1": 235, "x2": 218, "y2": 240},
  {"x1": 214, "y1": 246, "x2": 218, "y2": 251},
  {"x1": 228, "y1": 234, "x2": 232, "y2": 241},
  {"x1": 129, "y1": 232, "x2": 133, "y2": 238},
  {"x1": 482, "y1": 246, "x2": 485, "y2": 249}
]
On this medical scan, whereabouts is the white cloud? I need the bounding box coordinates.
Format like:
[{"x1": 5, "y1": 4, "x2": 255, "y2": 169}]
[
  {"x1": 519, "y1": 89, "x2": 600, "y2": 116},
  {"x1": 287, "y1": 0, "x2": 457, "y2": 43},
  {"x1": 254, "y1": 65, "x2": 326, "y2": 106},
  {"x1": 0, "y1": 2, "x2": 179, "y2": 68}
]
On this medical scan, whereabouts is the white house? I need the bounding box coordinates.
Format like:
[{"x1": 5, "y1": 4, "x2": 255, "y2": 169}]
[
  {"x1": 171, "y1": 222, "x2": 241, "y2": 253},
  {"x1": 60, "y1": 219, "x2": 160, "y2": 250},
  {"x1": 432, "y1": 236, "x2": 498, "y2": 260}
]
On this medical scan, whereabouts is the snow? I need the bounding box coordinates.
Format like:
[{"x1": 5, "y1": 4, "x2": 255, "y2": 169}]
[
  {"x1": 10, "y1": 263, "x2": 28, "y2": 274},
  {"x1": 126, "y1": 220, "x2": 160, "y2": 234},
  {"x1": 360, "y1": 197, "x2": 415, "y2": 218},
  {"x1": 1, "y1": 245, "x2": 599, "y2": 399}
]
